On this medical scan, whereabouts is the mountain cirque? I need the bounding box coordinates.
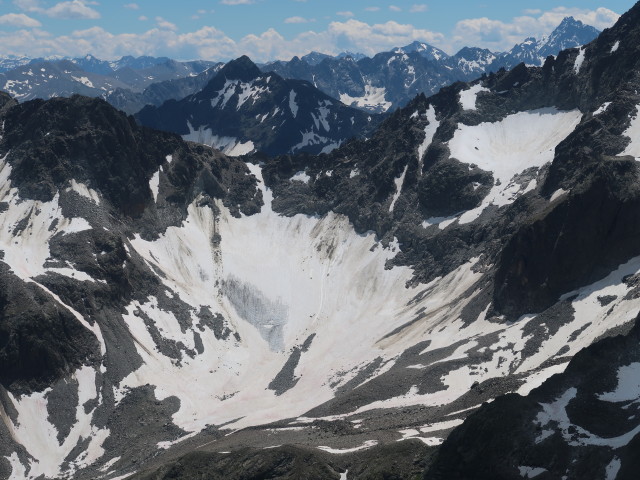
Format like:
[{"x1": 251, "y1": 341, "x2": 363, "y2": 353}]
[{"x1": 0, "y1": 3, "x2": 640, "y2": 480}]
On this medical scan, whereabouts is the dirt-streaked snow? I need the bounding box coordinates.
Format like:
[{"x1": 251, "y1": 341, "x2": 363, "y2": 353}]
[{"x1": 447, "y1": 108, "x2": 582, "y2": 224}]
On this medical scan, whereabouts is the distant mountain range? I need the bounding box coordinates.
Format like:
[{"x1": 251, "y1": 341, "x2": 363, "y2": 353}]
[
  {"x1": 262, "y1": 17, "x2": 601, "y2": 112},
  {"x1": 0, "y1": 17, "x2": 600, "y2": 116},
  {"x1": 0, "y1": 55, "x2": 221, "y2": 113},
  {"x1": 1, "y1": 2, "x2": 639, "y2": 477},
  {"x1": 136, "y1": 56, "x2": 381, "y2": 156}
]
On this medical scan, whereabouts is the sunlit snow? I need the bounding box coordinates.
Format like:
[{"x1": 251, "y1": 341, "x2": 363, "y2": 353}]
[
  {"x1": 448, "y1": 108, "x2": 582, "y2": 224},
  {"x1": 459, "y1": 84, "x2": 489, "y2": 111},
  {"x1": 339, "y1": 84, "x2": 392, "y2": 112},
  {"x1": 620, "y1": 105, "x2": 640, "y2": 160}
]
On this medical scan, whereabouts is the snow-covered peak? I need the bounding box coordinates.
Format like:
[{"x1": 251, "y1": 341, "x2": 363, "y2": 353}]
[{"x1": 393, "y1": 41, "x2": 450, "y2": 61}]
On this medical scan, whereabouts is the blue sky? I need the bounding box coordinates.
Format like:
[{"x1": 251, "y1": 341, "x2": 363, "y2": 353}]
[{"x1": 0, "y1": 1, "x2": 635, "y2": 60}]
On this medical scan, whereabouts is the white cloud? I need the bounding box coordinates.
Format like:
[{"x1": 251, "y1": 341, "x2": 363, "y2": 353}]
[
  {"x1": 523, "y1": 9, "x2": 541, "y2": 15},
  {"x1": 410, "y1": 4, "x2": 427, "y2": 13},
  {"x1": 538, "y1": 7, "x2": 620, "y2": 31},
  {"x1": 284, "y1": 16, "x2": 309, "y2": 24},
  {"x1": 156, "y1": 16, "x2": 177, "y2": 31},
  {"x1": 337, "y1": 11, "x2": 354, "y2": 18},
  {"x1": 47, "y1": 0, "x2": 100, "y2": 19},
  {"x1": 0, "y1": 6, "x2": 621, "y2": 62},
  {"x1": 220, "y1": 0, "x2": 254, "y2": 4},
  {"x1": 0, "y1": 12, "x2": 41, "y2": 27},
  {"x1": 138, "y1": 15, "x2": 147, "y2": 21},
  {"x1": 389, "y1": 5, "x2": 401, "y2": 12},
  {"x1": 450, "y1": 7, "x2": 620, "y2": 52},
  {"x1": 365, "y1": 7, "x2": 380, "y2": 12},
  {"x1": 15, "y1": 0, "x2": 101, "y2": 19},
  {"x1": 0, "y1": 18, "x2": 446, "y2": 62},
  {"x1": 123, "y1": 2, "x2": 138, "y2": 9}
]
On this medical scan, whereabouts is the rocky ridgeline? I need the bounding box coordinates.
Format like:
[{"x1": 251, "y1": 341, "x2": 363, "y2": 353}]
[{"x1": 0, "y1": 2, "x2": 639, "y2": 479}]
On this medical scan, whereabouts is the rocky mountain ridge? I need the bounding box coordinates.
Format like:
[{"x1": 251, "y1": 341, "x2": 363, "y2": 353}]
[
  {"x1": 0, "y1": 3, "x2": 638, "y2": 480},
  {"x1": 0, "y1": 17, "x2": 598, "y2": 118},
  {"x1": 0, "y1": 55, "x2": 221, "y2": 112},
  {"x1": 135, "y1": 56, "x2": 382, "y2": 156},
  {"x1": 263, "y1": 16, "x2": 600, "y2": 112}
]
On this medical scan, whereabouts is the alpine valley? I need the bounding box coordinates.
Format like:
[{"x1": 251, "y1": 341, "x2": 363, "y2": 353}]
[{"x1": 0, "y1": 4, "x2": 639, "y2": 480}]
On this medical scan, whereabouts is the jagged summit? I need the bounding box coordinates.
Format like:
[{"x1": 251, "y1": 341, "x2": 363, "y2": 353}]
[
  {"x1": 215, "y1": 55, "x2": 262, "y2": 82},
  {"x1": 2, "y1": 3, "x2": 640, "y2": 479},
  {"x1": 393, "y1": 40, "x2": 449, "y2": 61},
  {"x1": 136, "y1": 55, "x2": 381, "y2": 156},
  {"x1": 539, "y1": 16, "x2": 601, "y2": 57}
]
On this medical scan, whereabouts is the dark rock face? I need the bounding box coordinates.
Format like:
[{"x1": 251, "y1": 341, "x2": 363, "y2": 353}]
[
  {"x1": 494, "y1": 161, "x2": 640, "y2": 317},
  {"x1": 130, "y1": 441, "x2": 435, "y2": 480},
  {"x1": 136, "y1": 56, "x2": 381, "y2": 156},
  {"x1": 0, "y1": 263, "x2": 100, "y2": 394},
  {"x1": 425, "y1": 315, "x2": 640, "y2": 480},
  {"x1": 130, "y1": 446, "x2": 344, "y2": 480},
  {"x1": 0, "y1": 5, "x2": 639, "y2": 480},
  {"x1": 0, "y1": 94, "x2": 262, "y2": 399},
  {"x1": 417, "y1": 159, "x2": 493, "y2": 217},
  {"x1": 256, "y1": 0, "x2": 640, "y2": 320},
  {"x1": 0, "y1": 95, "x2": 260, "y2": 219},
  {"x1": 2, "y1": 95, "x2": 170, "y2": 215}
]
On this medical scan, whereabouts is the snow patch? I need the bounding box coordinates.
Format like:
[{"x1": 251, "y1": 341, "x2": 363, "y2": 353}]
[
  {"x1": 598, "y1": 363, "x2": 640, "y2": 403},
  {"x1": 448, "y1": 108, "x2": 582, "y2": 224},
  {"x1": 339, "y1": 84, "x2": 392, "y2": 112},
  {"x1": 573, "y1": 47, "x2": 586, "y2": 74},
  {"x1": 594, "y1": 102, "x2": 611, "y2": 115},
  {"x1": 605, "y1": 457, "x2": 621, "y2": 480},
  {"x1": 289, "y1": 90, "x2": 298, "y2": 118},
  {"x1": 389, "y1": 165, "x2": 408, "y2": 212},
  {"x1": 537, "y1": 384, "x2": 640, "y2": 448},
  {"x1": 417, "y1": 105, "x2": 439, "y2": 174},
  {"x1": 291, "y1": 171, "x2": 311, "y2": 184},
  {"x1": 619, "y1": 106, "x2": 640, "y2": 160},
  {"x1": 5, "y1": 366, "x2": 109, "y2": 479},
  {"x1": 291, "y1": 130, "x2": 335, "y2": 153},
  {"x1": 183, "y1": 122, "x2": 255, "y2": 156},
  {"x1": 459, "y1": 84, "x2": 489, "y2": 111},
  {"x1": 65, "y1": 179, "x2": 101, "y2": 204},
  {"x1": 150, "y1": 170, "x2": 160, "y2": 202},
  {"x1": 610, "y1": 41, "x2": 620, "y2": 53},
  {"x1": 518, "y1": 466, "x2": 547, "y2": 478},
  {"x1": 317, "y1": 440, "x2": 378, "y2": 454},
  {"x1": 550, "y1": 188, "x2": 568, "y2": 202},
  {"x1": 71, "y1": 76, "x2": 94, "y2": 88}
]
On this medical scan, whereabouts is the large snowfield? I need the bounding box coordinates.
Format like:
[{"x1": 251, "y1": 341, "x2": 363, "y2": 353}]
[{"x1": 2, "y1": 100, "x2": 640, "y2": 479}]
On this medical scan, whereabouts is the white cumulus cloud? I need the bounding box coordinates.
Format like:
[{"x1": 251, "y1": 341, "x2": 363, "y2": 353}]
[
  {"x1": 0, "y1": 12, "x2": 41, "y2": 27},
  {"x1": 284, "y1": 16, "x2": 309, "y2": 24},
  {"x1": 15, "y1": 0, "x2": 101, "y2": 20},
  {"x1": 220, "y1": 0, "x2": 254, "y2": 4},
  {"x1": 450, "y1": 7, "x2": 620, "y2": 52},
  {"x1": 0, "y1": 5, "x2": 623, "y2": 62},
  {"x1": 155, "y1": 16, "x2": 177, "y2": 31},
  {"x1": 410, "y1": 4, "x2": 428, "y2": 13}
]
